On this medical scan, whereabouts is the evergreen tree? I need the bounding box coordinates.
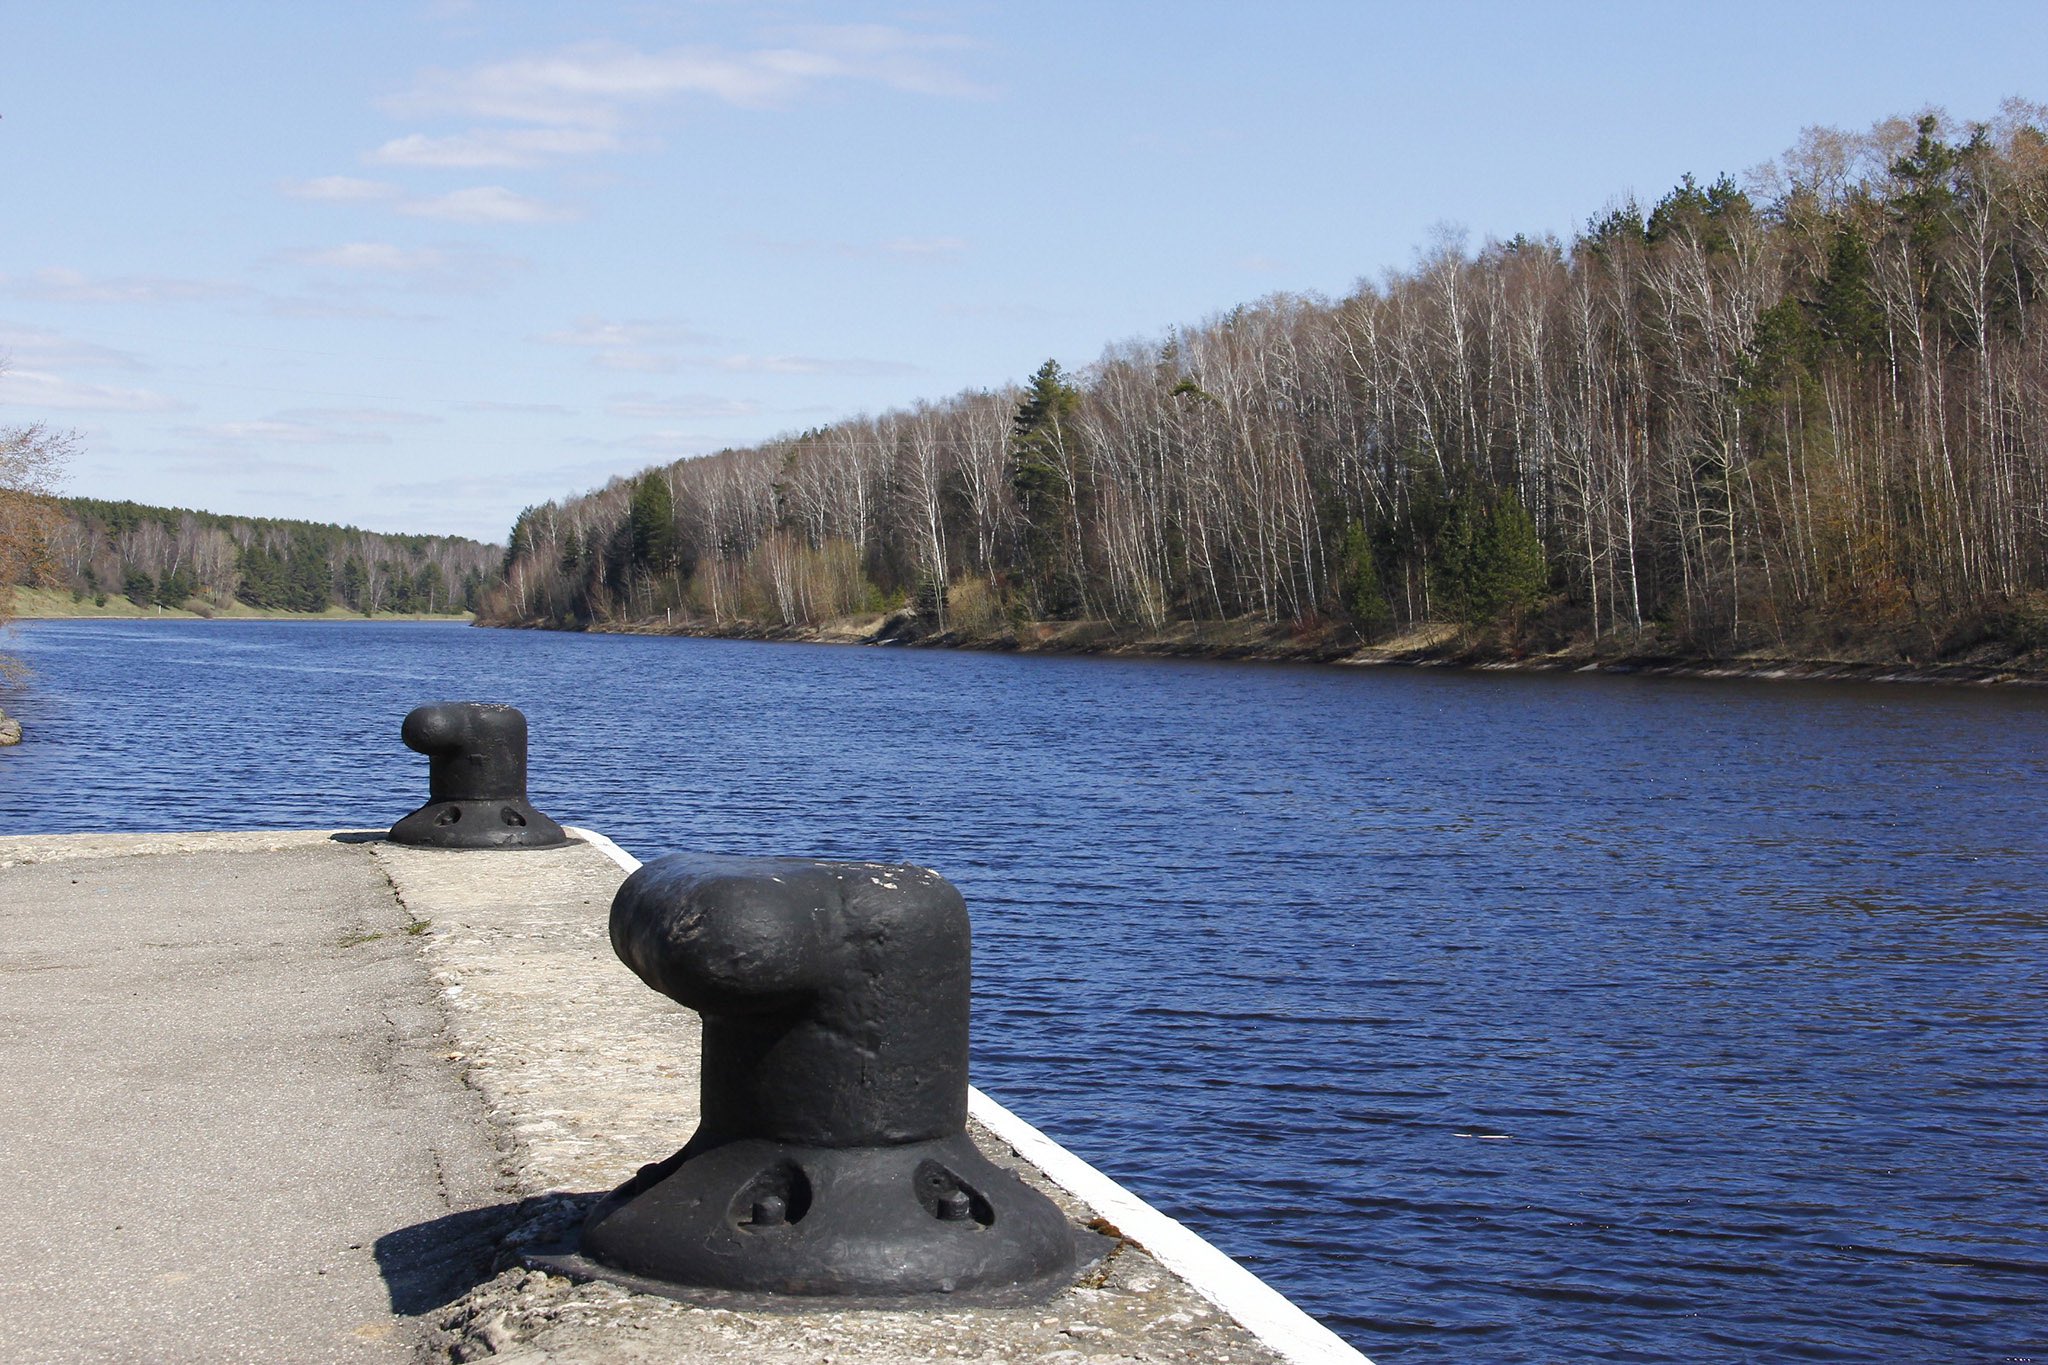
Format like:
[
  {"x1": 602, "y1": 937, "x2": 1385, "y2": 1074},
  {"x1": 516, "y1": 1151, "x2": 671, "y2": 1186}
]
[
  {"x1": 284, "y1": 539, "x2": 330, "y2": 611},
  {"x1": 236, "y1": 543, "x2": 280, "y2": 608},
  {"x1": 1009, "y1": 360, "x2": 1083, "y2": 616},
  {"x1": 1434, "y1": 491, "x2": 1547, "y2": 626},
  {"x1": 415, "y1": 561, "x2": 445, "y2": 613},
  {"x1": 1810, "y1": 227, "x2": 1887, "y2": 360},
  {"x1": 339, "y1": 556, "x2": 368, "y2": 614},
  {"x1": 629, "y1": 473, "x2": 676, "y2": 574},
  {"x1": 1335, "y1": 520, "x2": 1391, "y2": 635}
]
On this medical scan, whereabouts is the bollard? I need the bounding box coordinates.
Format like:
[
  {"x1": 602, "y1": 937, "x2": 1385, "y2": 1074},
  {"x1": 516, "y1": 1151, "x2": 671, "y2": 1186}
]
[
  {"x1": 387, "y1": 702, "x2": 569, "y2": 849},
  {"x1": 569, "y1": 853, "x2": 1092, "y2": 1304}
]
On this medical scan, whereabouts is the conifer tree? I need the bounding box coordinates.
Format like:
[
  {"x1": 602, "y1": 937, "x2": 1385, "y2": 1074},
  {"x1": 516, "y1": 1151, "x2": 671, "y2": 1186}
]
[{"x1": 1009, "y1": 360, "x2": 1083, "y2": 616}]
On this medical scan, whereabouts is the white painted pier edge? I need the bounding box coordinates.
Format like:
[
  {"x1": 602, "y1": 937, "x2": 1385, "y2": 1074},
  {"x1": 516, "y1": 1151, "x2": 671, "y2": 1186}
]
[{"x1": 566, "y1": 826, "x2": 1374, "y2": 1365}]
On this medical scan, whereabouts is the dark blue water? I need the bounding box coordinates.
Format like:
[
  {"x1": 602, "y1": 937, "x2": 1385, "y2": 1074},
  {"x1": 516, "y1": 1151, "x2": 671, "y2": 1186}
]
[{"x1": 4, "y1": 619, "x2": 2046, "y2": 1362}]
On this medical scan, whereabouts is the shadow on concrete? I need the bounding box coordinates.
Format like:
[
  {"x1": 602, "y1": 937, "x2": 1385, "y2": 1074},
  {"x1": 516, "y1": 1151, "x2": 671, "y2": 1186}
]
[
  {"x1": 374, "y1": 1193, "x2": 607, "y2": 1315},
  {"x1": 373, "y1": 1202, "x2": 524, "y2": 1315},
  {"x1": 329, "y1": 831, "x2": 388, "y2": 845}
]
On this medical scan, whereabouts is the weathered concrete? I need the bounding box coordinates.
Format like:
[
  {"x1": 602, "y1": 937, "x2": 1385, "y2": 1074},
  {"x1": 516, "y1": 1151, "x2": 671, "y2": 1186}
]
[
  {"x1": 0, "y1": 830, "x2": 1362, "y2": 1364},
  {"x1": 374, "y1": 837, "x2": 1311, "y2": 1364},
  {"x1": 0, "y1": 831, "x2": 505, "y2": 1364}
]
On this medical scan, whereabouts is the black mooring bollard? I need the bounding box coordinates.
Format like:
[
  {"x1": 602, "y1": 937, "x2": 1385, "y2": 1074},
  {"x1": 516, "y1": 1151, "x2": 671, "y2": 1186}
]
[
  {"x1": 570, "y1": 853, "x2": 1091, "y2": 1304},
  {"x1": 387, "y1": 702, "x2": 568, "y2": 849}
]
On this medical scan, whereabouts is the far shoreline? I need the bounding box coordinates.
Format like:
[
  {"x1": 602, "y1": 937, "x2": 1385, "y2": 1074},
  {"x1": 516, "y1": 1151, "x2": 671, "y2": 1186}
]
[
  {"x1": 7, "y1": 588, "x2": 472, "y2": 625},
  {"x1": 483, "y1": 611, "x2": 2048, "y2": 690}
]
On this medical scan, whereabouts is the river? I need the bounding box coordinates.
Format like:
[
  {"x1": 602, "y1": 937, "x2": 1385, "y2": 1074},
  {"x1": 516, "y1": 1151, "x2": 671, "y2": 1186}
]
[{"x1": 3, "y1": 618, "x2": 2044, "y2": 1362}]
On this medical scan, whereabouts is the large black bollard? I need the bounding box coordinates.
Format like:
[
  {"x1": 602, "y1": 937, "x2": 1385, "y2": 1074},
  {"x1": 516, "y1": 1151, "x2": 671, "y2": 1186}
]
[
  {"x1": 387, "y1": 702, "x2": 569, "y2": 849},
  {"x1": 573, "y1": 853, "x2": 1089, "y2": 1304}
]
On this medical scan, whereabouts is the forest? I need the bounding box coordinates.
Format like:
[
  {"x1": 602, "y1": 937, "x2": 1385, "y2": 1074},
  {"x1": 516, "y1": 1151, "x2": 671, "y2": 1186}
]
[
  {"x1": 30, "y1": 498, "x2": 498, "y2": 616},
  {"x1": 483, "y1": 104, "x2": 2048, "y2": 663}
]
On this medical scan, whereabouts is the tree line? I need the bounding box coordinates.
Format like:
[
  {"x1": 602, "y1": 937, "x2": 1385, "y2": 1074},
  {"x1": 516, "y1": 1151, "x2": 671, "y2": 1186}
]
[
  {"x1": 35, "y1": 498, "x2": 498, "y2": 615},
  {"x1": 489, "y1": 104, "x2": 2048, "y2": 660}
]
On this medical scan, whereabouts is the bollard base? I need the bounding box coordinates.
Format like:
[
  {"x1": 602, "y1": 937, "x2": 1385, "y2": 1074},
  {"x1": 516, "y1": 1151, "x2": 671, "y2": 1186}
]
[
  {"x1": 564, "y1": 1134, "x2": 1101, "y2": 1307},
  {"x1": 388, "y1": 799, "x2": 570, "y2": 850}
]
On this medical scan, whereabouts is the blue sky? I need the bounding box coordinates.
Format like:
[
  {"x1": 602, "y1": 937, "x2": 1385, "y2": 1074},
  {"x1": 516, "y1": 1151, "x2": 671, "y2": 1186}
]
[{"x1": 4, "y1": 2, "x2": 2045, "y2": 542}]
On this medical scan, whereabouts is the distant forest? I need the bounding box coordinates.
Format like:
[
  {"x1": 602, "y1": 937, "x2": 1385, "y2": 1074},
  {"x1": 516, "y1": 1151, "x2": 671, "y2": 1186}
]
[
  {"x1": 36, "y1": 498, "x2": 499, "y2": 615},
  {"x1": 496, "y1": 104, "x2": 2048, "y2": 659}
]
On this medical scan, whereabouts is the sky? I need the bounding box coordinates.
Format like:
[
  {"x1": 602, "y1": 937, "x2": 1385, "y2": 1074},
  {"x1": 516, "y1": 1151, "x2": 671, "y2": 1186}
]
[{"x1": 4, "y1": 2, "x2": 2047, "y2": 544}]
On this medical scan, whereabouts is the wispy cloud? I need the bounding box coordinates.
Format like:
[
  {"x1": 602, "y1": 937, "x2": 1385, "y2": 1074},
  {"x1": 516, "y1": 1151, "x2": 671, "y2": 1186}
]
[
  {"x1": 539, "y1": 315, "x2": 706, "y2": 373},
  {"x1": 618, "y1": 431, "x2": 717, "y2": 456},
  {"x1": 366, "y1": 128, "x2": 620, "y2": 168},
  {"x1": 4, "y1": 267, "x2": 245, "y2": 305},
  {"x1": 163, "y1": 452, "x2": 335, "y2": 479},
  {"x1": 0, "y1": 325, "x2": 147, "y2": 372},
  {"x1": 397, "y1": 186, "x2": 573, "y2": 223},
  {"x1": 607, "y1": 392, "x2": 758, "y2": 420},
  {"x1": 539, "y1": 317, "x2": 700, "y2": 348},
  {"x1": 371, "y1": 28, "x2": 983, "y2": 170},
  {"x1": 289, "y1": 242, "x2": 449, "y2": 273},
  {"x1": 281, "y1": 175, "x2": 401, "y2": 202},
  {"x1": 711, "y1": 353, "x2": 915, "y2": 377},
  {"x1": 177, "y1": 419, "x2": 387, "y2": 446},
  {"x1": 752, "y1": 233, "x2": 969, "y2": 261},
  {"x1": 277, "y1": 406, "x2": 443, "y2": 428},
  {"x1": 283, "y1": 242, "x2": 524, "y2": 294},
  {"x1": 454, "y1": 398, "x2": 574, "y2": 415},
  {"x1": 0, "y1": 368, "x2": 186, "y2": 413}
]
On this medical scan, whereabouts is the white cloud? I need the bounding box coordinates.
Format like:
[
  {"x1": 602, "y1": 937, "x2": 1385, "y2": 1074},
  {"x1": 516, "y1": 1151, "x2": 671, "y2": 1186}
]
[
  {"x1": 454, "y1": 398, "x2": 574, "y2": 415},
  {"x1": 538, "y1": 315, "x2": 706, "y2": 372},
  {"x1": 594, "y1": 350, "x2": 679, "y2": 373},
  {"x1": 879, "y1": 235, "x2": 968, "y2": 259},
  {"x1": 4, "y1": 267, "x2": 243, "y2": 304},
  {"x1": 164, "y1": 453, "x2": 335, "y2": 479},
  {"x1": 752, "y1": 233, "x2": 969, "y2": 261},
  {"x1": 282, "y1": 176, "x2": 401, "y2": 201},
  {"x1": 372, "y1": 30, "x2": 984, "y2": 167},
  {"x1": 178, "y1": 419, "x2": 384, "y2": 446},
  {"x1": 712, "y1": 353, "x2": 915, "y2": 377},
  {"x1": 0, "y1": 326, "x2": 146, "y2": 372},
  {"x1": 283, "y1": 242, "x2": 522, "y2": 294},
  {"x1": 290, "y1": 242, "x2": 448, "y2": 273},
  {"x1": 398, "y1": 186, "x2": 572, "y2": 223},
  {"x1": 619, "y1": 431, "x2": 717, "y2": 455},
  {"x1": 540, "y1": 317, "x2": 700, "y2": 348},
  {"x1": 0, "y1": 368, "x2": 186, "y2": 413},
  {"x1": 607, "y1": 393, "x2": 757, "y2": 420},
  {"x1": 277, "y1": 406, "x2": 443, "y2": 428},
  {"x1": 366, "y1": 128, "x2": 620, "y2": 168}
]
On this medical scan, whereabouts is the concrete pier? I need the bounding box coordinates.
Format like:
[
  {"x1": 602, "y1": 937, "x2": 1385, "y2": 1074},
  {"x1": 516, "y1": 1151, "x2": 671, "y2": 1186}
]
[{"x1": 0, "y1": 829, "x2": 1369, "y2": 1364}]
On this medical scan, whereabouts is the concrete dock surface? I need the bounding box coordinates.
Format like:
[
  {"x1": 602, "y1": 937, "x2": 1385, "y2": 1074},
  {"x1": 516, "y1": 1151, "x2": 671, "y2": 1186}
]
[{"x1": 0, "y1": 830, "x2": 1365, "y2": 1364}]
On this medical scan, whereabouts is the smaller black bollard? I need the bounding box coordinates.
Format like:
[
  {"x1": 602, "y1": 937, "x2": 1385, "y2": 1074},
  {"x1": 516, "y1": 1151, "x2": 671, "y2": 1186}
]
[
  {"x1": 568, "y1": 853, "x2": 1093, "y2": 1305},
  {"x1": 387, "y1": 702, "x2": 568, "y2": 849}
]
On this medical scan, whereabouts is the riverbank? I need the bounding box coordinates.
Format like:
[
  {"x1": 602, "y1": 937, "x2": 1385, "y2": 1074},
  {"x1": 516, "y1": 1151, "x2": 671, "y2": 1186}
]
[
  {"x1": 7, "y1": 586, "x2": 471, "y2": 622},
  {"x1": 495, "y1": 610, "x2": 2048, "y2": 687}
]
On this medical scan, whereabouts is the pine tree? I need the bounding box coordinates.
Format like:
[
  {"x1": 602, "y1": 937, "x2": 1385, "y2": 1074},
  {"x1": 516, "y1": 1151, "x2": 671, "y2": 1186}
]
[
  {"x1": 1009, "y1": 360, "x2": 1083, "y2": 616},
  {"x1": 1336, "y1": 520, "x2": 1391, "y2": 635},
  {"x1": 629, "y1": 474, "x2": 676, "y2": 575}
]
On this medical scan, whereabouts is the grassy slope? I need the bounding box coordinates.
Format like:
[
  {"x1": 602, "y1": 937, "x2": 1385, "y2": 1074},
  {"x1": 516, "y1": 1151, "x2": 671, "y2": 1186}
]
[{"x1": 6, "y1": 586, "x2": 471, "y2": 622}]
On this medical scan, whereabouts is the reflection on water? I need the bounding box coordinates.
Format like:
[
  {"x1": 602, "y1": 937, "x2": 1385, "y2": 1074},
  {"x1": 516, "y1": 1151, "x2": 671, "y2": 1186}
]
[{"x1": 5, "y1": 619, "x2": 2047, "y2": 1361}]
